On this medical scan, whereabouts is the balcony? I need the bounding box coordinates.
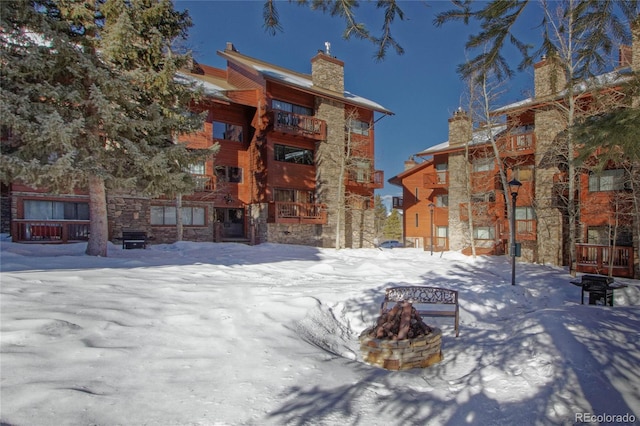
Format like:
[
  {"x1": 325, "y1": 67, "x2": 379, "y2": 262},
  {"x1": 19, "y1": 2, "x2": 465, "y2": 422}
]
[
  {"x1": 423, "y1": 171, "x2": 448, "y2": 188},
  {"x1": 499, "y1": 131, "x2": 536, "y2": 157},
  {"x1": 459, "y1": 202, "x2": 501, "y2": 222},
  {"x1": 347, "y1": 169, "x2": 384, "y2": 189},
  {"x1": 12, "y1": 220, "x2": 90, "y2": 243},
  {"x1": 268, "y1": 201, "x2": 327, "y2": 224},
  {"x1": 576, "y1": 243, "x2": 634, "y2": 278},
  {"x1": 272, "y1": 110, "x2": 327, "y2": 141},
  {"x1": 192, "y1": 174, "x2": 215, "y2": 192}
]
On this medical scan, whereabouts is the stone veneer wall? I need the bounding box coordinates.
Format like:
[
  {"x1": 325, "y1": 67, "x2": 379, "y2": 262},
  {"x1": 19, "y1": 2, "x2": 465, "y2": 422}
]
[
  {"x1": 107, "y1": 194, "x2": 216, "y2": 244},
  {"x1": 265, "y1": 223, "x2": 323, "y2": 246},
  {"x1": 345, "y1": 208, "x2": 376, "y2": 248},
  {"x1": 534, "y1": 108, "x2": 566, "y2": 266},
  {"x1": 447, "y1": 152, "x2": 471, "y2": 251},
  {"x1": 315, "y1": 100, "x2": 346, "y2": 248},
  {"x1": 446, "y1": 111, "x2": 473, "y2": 251},
  {"x1": 359, "y1": 327, "x2": 443, "y2": 371}
]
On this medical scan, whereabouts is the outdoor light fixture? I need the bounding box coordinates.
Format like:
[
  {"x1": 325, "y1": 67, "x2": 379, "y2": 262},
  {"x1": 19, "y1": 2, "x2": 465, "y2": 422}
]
[
  {"x1": 508, "y1": 178, "x2": 522, "y2": 286},
  {"x1": 429, "y1": 202, "x2": 435, "y2": 256},
  {"x1": 224, "y1": 193, "x2": 233, "y2": 204}
]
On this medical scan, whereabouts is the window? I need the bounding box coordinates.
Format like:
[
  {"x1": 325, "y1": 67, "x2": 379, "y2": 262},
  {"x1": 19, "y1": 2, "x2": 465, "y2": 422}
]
[
  {"x1": 435, "y1": 194, "x2": 449, "y2": 207},
  {"x1": 274, "y1": 144, "x2": 314, "y2": 165},
  {"x1": 435, "y1": 163, "x2": 448, "y2": 184},
  {"x1": 587, "y1": 226, "x2": 633, "y2": 246},
  {"x1": 515, "y1": 206, "x2": 535, "y2": 233},
  {"x1": 415, "y1": 187, "x2": 419, "y2": 200},
  {"x1": 473, "y1": 226, "x2": 495, "y2": 240},
  {"x1": 589, "y1": 169, "x2": 625, "y2": 192},
  {"x1": 392, "y1": 197, "x2": 403, "y2": 208},
  {"x1": 272, "y1": 100, "x2": 313, "y2": 116},
  {"x1": 513, "y1": 165, "x2": 534, "y2": 182},
  {"x1": 24, "y1": 200, "x2": 89, "y2": 220},
  {"x1": 473, "y1": 158, "x2": 494, "y2": 172},
  {"x1": 274, "y1": 188, "x2": 314, "y2": 203},
  {"x1": 212, "y1": 121, "x2": 243, "y2": 142},
  {"x1": 471, "y1": 192, "x2": 496, "y2": 203},
  {"x1": 151, "y1": 206, "x2": 205, "y2": 226},
  {"x1": 215, "y1": 166, "x2": 242, "y2": 183},
  {"x1": 351, "y1": 160, "x2": 371, "y2": 183},
  {"x1": 189, "y1": 162, "x2": 205, "y2": 175},
  {"x1": 348, "y1": 119, "x2": 370, "y2": 136},
  {"x1": 415, "y1": 213, "x2": 419, "y2": 227}
]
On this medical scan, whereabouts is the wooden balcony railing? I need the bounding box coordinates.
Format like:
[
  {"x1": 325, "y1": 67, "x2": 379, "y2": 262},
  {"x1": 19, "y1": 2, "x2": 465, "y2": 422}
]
[
  {"x1": 576, "y1": 243, "x2": 634, "y2": 278},
  {"x1": 11, "y1": 220, "x2": 90, "y2": 243},
  {"x1": 423, "y1": 171, "x2": 448, "y2": 188},
  {"x1": 499, "y1": 132, "x2": 536, "y2": 156},
  {"x1": 268, "y1": 201, "x2": 327, "y2": 224},
  {"x1": 347, "y1": 169, "x2": 384, "y2": 189},
  {"x1": 272, "y1": 110, "x2": 327, "y2": 141},
  {"x1": 192, "y1": 174, "x2": 215, "y2": 192},
  {"x1": 459, "y1": 202, "x2": 501, "y2": 222}
]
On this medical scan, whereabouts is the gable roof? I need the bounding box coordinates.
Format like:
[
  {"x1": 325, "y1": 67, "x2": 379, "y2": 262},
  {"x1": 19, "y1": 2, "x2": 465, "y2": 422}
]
[
  {"x1": 415, "y1": 124, "x2": 508, "y2": 157},
  {"x1": 218, "y1": 47, "x2": 393, "y2": 115}
]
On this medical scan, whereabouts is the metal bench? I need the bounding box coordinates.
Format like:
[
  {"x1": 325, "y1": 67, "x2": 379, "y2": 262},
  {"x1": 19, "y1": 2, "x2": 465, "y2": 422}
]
[
  {"x1": 122, "y1": 231, "x2": 148, "y2": 249},
  {"x1": 381, "y1": 286, "x2": 460, "y2": 337}
]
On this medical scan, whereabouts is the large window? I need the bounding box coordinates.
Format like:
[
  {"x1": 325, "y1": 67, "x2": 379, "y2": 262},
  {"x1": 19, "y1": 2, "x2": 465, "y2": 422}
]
[
  {"x1": 435, "y1": 194, "x2": 449, "y2": 207},
  {"x1": 515, "y1": 206, "x2": 535, "y2": 233},
  {"x1": 273, "y1": 188, "x2": 314, "y2": 203},
  {"x1": 588, "y1": 169, "x2": 625, "y2": 192},
  {"x1": 212, "y1": 121, "x2": 243, "y2": 142},
  {"x1": 151, "y1": 206, "x2": 205, "y2": 226},
  {"x1": 215, "y1": 166, "x2": 243, "y2": 183},
  {"x1": 272, "y1": 100, "x2": 313, "y2": 116},
  {"x1": 513, "y1": 165, "x2": 534, "y2": 182},
  {"x1": 24, "y1": 200, "x2": 89, "y2": 220},
  {"x1": 274, "y1": 144, "x2": 314, "y2": 165},
  {"x1": 435, "y1": 163, "x2": 448, "y2": 184},
  {"x1": 473, "y1": 226, "x2": 495, "y2": 240},
  {"x1": 473, "y1": 158, "x2": 494, "y2": 172},
  {"x1": 348, "y1": 119, "x2": 370, "y2": 136}
]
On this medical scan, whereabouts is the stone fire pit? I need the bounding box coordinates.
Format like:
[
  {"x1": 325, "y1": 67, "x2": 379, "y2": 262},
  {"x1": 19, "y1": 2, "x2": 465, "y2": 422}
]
[{"x1": 359, "y1": 301, "x2": 443, "y2": 371}]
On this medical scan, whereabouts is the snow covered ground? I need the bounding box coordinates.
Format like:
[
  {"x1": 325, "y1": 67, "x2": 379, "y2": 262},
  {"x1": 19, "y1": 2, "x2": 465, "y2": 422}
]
[{"x1": 1, "y1": 237, "x2": 639, "y2": 426}]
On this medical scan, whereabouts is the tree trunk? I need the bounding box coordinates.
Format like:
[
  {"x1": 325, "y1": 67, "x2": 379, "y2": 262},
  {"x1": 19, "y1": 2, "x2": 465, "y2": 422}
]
[
  {"x1": 176, "y1": 193, "x2": 183, "y2": 242},
  {"x1": 85, "y1": 174, "x2": 109, "y2": 257}
]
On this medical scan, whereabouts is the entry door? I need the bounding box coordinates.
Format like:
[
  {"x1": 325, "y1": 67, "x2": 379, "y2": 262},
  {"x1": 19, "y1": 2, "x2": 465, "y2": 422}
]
[{"x1": 215, "y1": 208, "x2": 244, "y2": 238}]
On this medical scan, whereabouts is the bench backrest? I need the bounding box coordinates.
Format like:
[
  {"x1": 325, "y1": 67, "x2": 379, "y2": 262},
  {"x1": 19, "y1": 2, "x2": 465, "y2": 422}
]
[
  {"x1": 385, "y1": 286, "x2": 458, "y2": 305},
  {"x1": 122, "y1": 231, "x2": 147, "y2": 240}
]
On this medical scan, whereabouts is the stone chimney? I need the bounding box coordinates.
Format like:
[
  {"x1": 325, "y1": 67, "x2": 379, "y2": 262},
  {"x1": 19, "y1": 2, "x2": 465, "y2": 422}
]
[
  {"x1": 311, "y1": 49, "x2": 344, "y2": 93},
  {"x1": 448, "y1": 108, "x2": 472, "y2": 146},
  {"x1": 534, "y1": 54, "x2": 567, "y2": 99},
  {"x1": 404, "y1": 156, "x2": 417, "y2": 171},
  {"x1": 225, "y1": 42, "x2": 238, "y2": 52}
]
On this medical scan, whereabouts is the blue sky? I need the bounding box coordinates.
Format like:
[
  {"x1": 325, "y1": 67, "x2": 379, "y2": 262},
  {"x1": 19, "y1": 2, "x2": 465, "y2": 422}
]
[{"x1": 175, "y1": 1, "x2": 539, "y2": 207}]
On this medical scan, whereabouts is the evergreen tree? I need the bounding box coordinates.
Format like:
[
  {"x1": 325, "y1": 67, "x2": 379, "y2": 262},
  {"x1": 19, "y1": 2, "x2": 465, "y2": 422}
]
[
  {"x1": 373, "y1": 194, "x2": 388, "y2": 240},
  {"x1": 0, "y1": 0, "x2": 215, "y2": 256},
  {"x1": 383, "y1": 208, "x2": 402, "y2": 241}
]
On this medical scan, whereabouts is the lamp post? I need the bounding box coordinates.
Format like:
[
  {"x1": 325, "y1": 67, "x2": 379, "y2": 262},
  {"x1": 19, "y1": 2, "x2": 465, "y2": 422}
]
[
  {"x1": 508, "y1": 178, "x2": 522, "y2": 286},
  {"x1": 429, "y1": 203, "x2": 435, "y2": 256}
]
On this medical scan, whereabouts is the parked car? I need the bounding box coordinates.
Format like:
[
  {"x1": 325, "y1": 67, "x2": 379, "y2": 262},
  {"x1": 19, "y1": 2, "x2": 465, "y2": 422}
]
[{"x1": 379, "y1": 240, "x2": 404, "y2": 249}]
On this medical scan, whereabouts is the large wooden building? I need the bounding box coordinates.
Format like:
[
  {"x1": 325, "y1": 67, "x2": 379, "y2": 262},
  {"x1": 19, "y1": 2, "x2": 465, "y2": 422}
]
[
  {"x1": 5, "y1": 43, "x2": 391, "y2": 248},
  {"x1": 390, "y1": 33, "x2": 639, "y2": 278}
]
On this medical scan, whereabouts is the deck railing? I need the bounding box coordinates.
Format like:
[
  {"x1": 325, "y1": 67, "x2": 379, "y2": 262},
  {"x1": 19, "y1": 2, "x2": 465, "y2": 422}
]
[
  {"x1": 12, "y1": 220, "x2": 90, "y2": 243},
  {"x1": 268, "y1": 201, "x2": 327, "y2": 224},
  {"x1": 273, "y1": 110, "x2": 327, "y2": 140},
  {"x1": 576, "y1": 243, "x2": 634, "y2": 278}
]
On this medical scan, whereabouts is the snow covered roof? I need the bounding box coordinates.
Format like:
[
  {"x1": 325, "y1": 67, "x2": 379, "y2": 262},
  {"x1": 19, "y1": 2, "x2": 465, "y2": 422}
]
[
  {"x1": 175, "y1": 72, "x2": 233, "y2": 102},
  {"x1": 218, "y1": 48, "x2": 393, "y2": 115},
  {"x1": 416, "y1": 124, "x2": 508, "y2": 157}
]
